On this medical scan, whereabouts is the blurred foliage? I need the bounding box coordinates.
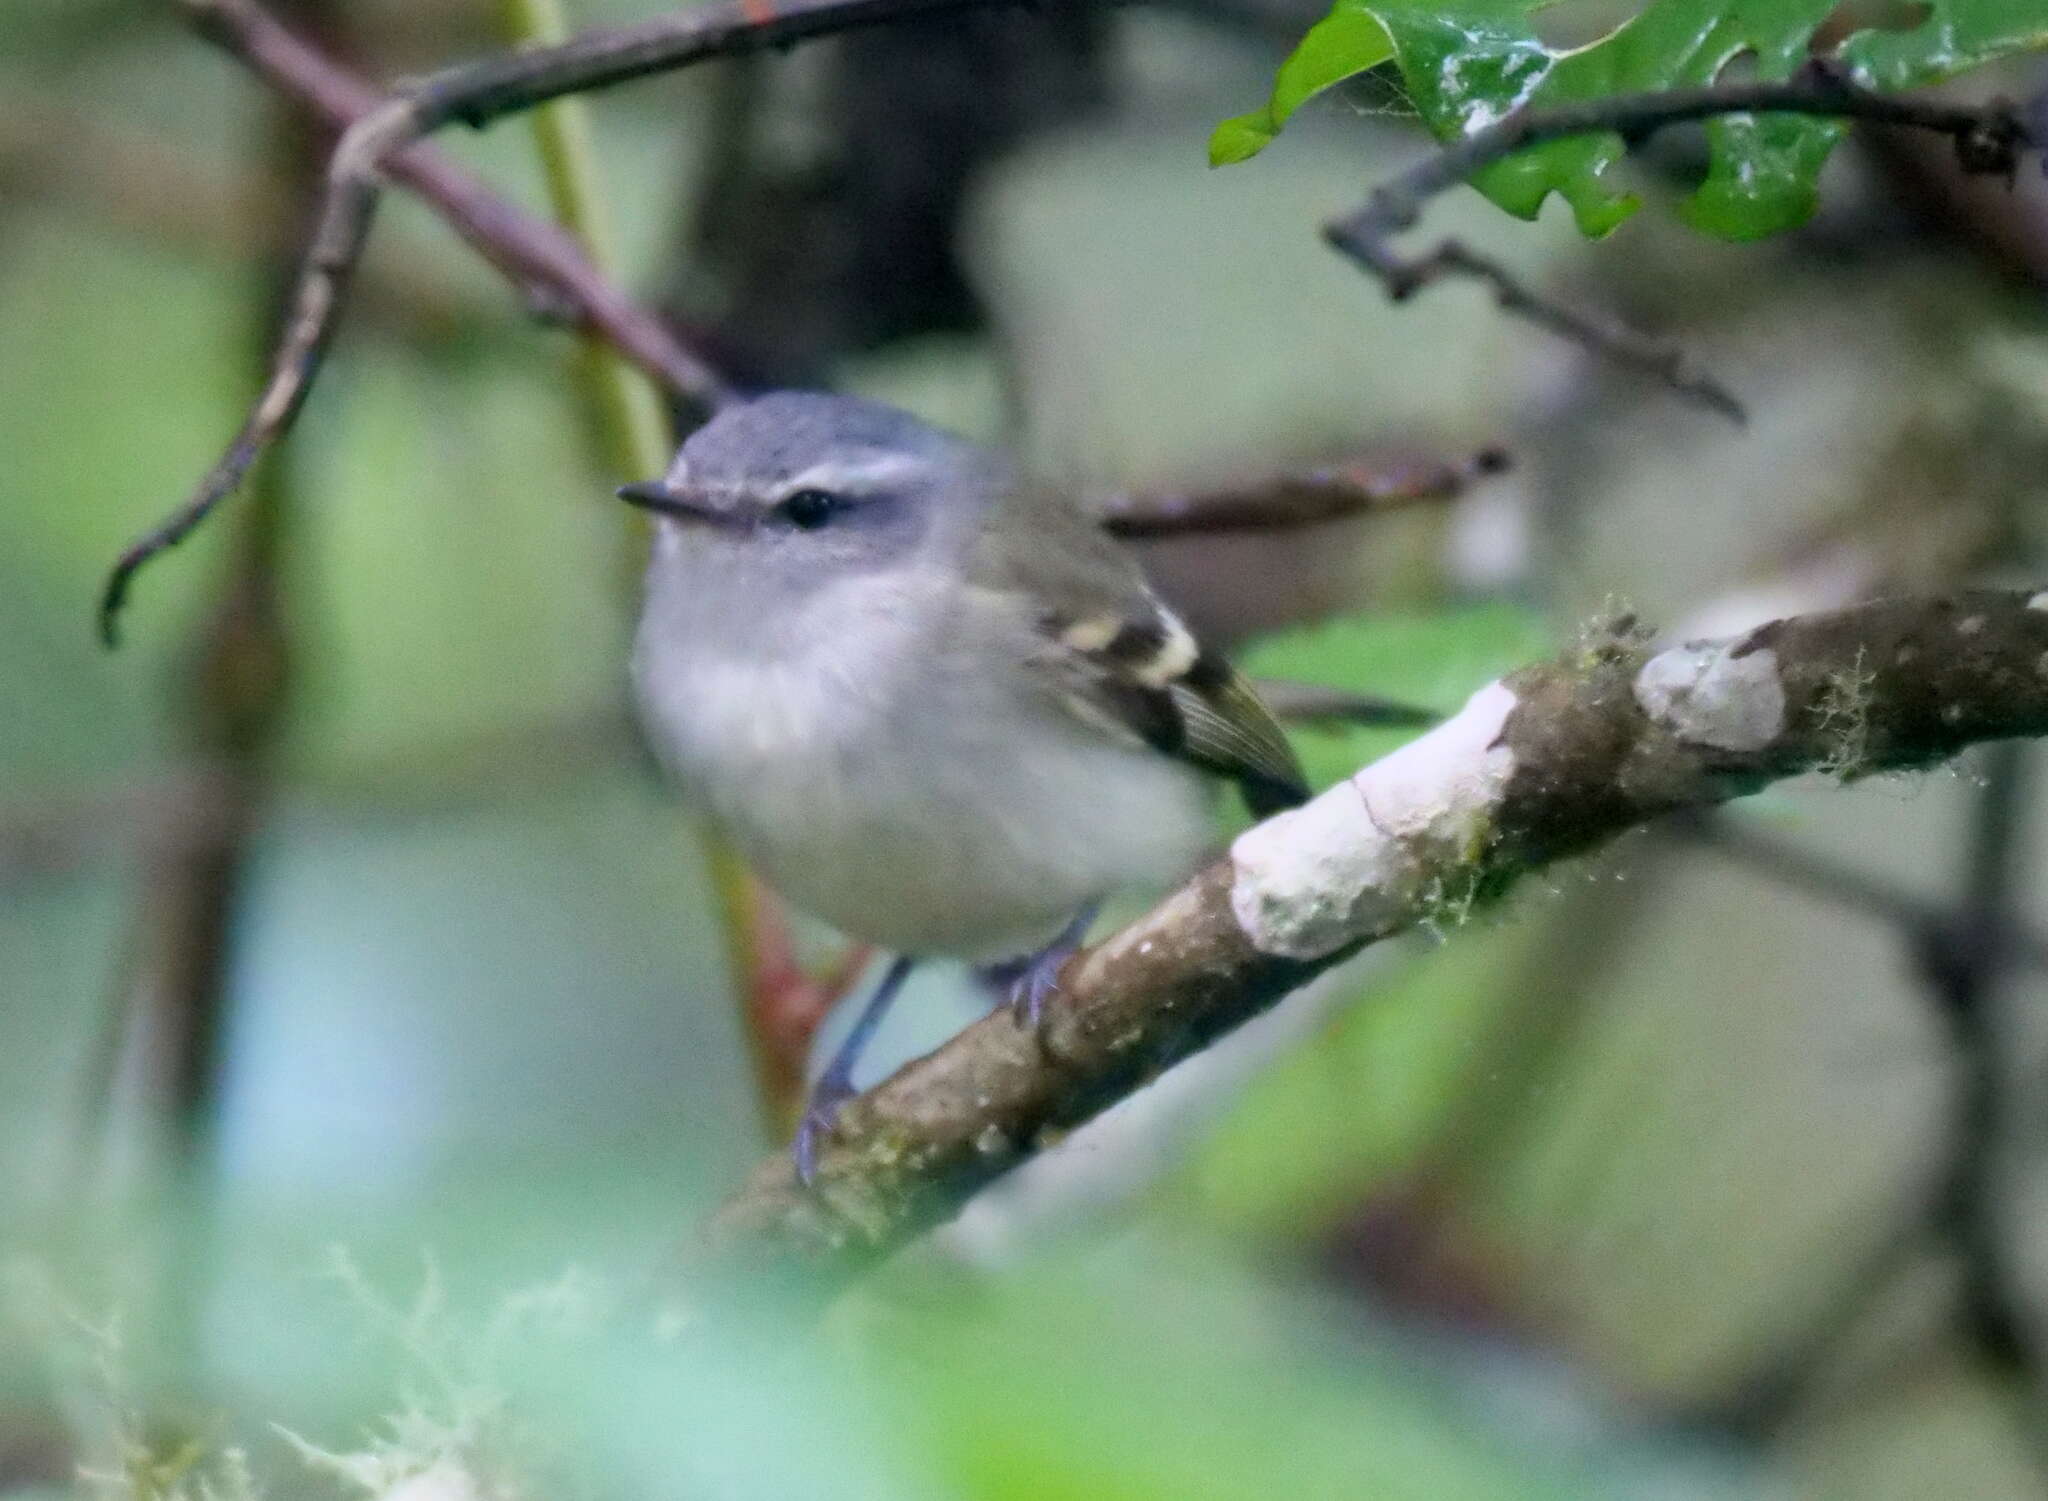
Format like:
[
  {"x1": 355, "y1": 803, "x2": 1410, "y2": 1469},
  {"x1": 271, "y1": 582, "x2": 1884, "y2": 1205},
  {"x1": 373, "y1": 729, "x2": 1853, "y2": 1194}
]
[
  {"x1": 1212, "y1": 0, "x2": 2048, "y2": 239},
  {"x1": 12, "y1": 1238, "x2": 1616, "y2": 1500},
  {"x1": 6, "y1": 0, "x2": 2048, "y2": 1496},
  {"x1": 1177, "y1": 924, "x2": 1538, "y2": 1237},
  {"x1": 1246, "y1": 602, "x2": 1552, "y2": 790},
  {"x1": 863, "y1": 1247, "x2": 1583, "y2": 1500}
]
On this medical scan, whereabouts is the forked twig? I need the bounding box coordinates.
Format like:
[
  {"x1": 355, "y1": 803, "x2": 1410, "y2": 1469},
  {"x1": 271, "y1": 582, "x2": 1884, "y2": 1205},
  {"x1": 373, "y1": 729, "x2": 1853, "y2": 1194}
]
[
  {"x1": 1325, "y1": 66, "x2": 2040, "y2": 424},
  {"x1": 181, "y1": 0, "x2": 729, "y2": 405},
  {"x1": 102, "y1": 0, "x2": 1023, "y2": 644}
]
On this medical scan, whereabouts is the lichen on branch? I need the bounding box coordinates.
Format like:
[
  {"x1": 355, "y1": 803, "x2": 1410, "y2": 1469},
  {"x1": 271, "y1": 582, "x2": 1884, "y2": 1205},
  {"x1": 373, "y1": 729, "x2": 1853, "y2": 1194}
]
[{"x1": 699, "y1": 588, "x2": 2048, "y2": 1293}]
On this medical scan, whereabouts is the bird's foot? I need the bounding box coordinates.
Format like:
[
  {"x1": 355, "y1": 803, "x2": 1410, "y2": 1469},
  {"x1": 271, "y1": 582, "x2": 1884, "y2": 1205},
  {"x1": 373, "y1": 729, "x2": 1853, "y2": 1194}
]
[
  {"x1": 789, "y1": 954, "x2": 917, "y2": 1188},
  {"x1": 1005, "y1": 945, "x2": 1071, "y2": 1029},
  {"x1": 984, "y1": 904, "x2": 1100, "y2": 1030},
  {"x1": 792, "y1": 1071, "x2": 857, "y2": 1187}
]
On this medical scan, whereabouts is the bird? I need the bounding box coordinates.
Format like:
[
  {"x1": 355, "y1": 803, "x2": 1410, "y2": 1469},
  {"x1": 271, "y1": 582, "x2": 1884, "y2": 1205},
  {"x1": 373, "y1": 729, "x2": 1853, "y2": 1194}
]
[{"x1": 621, "y1": 391, "x2": 1308, "y2": 1181}]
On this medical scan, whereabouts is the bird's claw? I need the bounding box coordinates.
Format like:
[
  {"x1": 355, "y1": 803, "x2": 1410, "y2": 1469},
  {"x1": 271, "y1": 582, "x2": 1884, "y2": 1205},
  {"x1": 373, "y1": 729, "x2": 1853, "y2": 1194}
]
[
  {"x1": 792, "y1": 1074, "x2": 857, "y2": 1187},
  {"x1": 1005, "y1": 944, "x2": 1072, "y2": 1029},
  {"x1": 985, "y1": 905, "x2": 1098, "y2": 1032}
]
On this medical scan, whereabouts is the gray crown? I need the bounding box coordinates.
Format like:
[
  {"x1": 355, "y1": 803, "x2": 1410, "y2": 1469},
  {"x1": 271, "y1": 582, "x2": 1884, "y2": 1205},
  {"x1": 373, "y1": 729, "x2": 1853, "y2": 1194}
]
[{"x1": 668, "y1": 391, "x2": 984, "y2": 495}]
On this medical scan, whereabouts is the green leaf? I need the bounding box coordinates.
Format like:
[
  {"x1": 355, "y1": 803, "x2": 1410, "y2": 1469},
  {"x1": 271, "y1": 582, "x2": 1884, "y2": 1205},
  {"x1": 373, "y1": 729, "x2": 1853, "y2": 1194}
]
[
  {"x1": 1207, "y1": 0, "x2": 1393, "y2": 165},
  {"x1": 1844, "y1": 0, "x2": 2048, "y2": 88},
  {"x1": 1218, "y1": 0, "x2": 2048, "y2": 240},
  {"x1": 1174, "y1": 923, "x2": 1538, "y2": 1237},
  {"x1": 1243, "y1": 602, "x2": 1551, "y2": 793},
  {"x1": 1368, "y1": 0, "x2": 1853, "y2": 239},
  {"x1": 868, "y1": 1246, "x2": 1581, "y2": 1501}
]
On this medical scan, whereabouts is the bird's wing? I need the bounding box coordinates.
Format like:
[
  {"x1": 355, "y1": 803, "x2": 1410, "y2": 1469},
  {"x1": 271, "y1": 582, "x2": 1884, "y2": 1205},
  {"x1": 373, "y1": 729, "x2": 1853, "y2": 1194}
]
[{"x1": 966, "y1": 482, "x2": 1309, "y2": 818}]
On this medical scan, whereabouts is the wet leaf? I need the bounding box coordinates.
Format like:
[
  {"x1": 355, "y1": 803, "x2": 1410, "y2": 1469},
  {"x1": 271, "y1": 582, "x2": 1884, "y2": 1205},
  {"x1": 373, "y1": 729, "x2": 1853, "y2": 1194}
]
[
  {"x1": 1207, "y1": 1, "x2": 1395, "y2": 165},
  {"x1": 1218, "y1": 0, "x2": 2048, "y2": 240}
]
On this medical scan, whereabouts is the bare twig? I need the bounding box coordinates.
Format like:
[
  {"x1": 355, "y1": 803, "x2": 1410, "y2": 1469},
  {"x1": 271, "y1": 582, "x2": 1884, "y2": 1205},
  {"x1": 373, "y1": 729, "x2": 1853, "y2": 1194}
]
[
  {"x1": 1324, "y1": 68, "x2": 2040, "y2": 423},
  {"x1": 1671, "y1": 758, "x2": 2048, "y2": 1463},
  {"x1": 697, "y1": 589, "x2": 2048, "y2": 1292},
  {"x1": 178, "y1": 0, "x2": 730, "y2": 409},
  {"x1": 101, "y1": 0, "x2": 1023, "y2": 644},
  {"x1": 1100, "y1": 446, "x2": 1509, "y2": 538},
  {"x1": 1252, "y1": 678, "x2": 1438, "y2": 729}
]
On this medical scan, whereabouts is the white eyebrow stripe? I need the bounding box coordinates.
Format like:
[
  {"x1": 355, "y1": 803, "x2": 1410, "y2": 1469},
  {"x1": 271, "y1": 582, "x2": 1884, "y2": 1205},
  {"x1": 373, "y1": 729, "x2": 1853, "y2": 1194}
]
[{"x1": 780, "y1": 454, "x2": 926, "y2": 496}]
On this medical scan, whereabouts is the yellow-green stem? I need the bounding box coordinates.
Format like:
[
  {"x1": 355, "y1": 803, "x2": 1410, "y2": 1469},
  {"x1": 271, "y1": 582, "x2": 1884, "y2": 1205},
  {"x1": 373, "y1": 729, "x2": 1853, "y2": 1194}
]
[
  {"x1": 494, "y1": 0, "x2": 776, "y2": 1138},
  {"x1": 494, "y1": 0, "x2": 669, "y2": 479}
]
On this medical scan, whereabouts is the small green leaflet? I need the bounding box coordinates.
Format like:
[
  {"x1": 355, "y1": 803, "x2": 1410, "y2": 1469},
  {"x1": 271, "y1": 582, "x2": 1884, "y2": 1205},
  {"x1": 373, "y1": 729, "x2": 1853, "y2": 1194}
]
[
  {"x1": 1211, "y1": 0, "x2": 2048, "y2": 242},
  {"x1": 1208, "y1": 2, "x2": 1397, "y2": 166}
]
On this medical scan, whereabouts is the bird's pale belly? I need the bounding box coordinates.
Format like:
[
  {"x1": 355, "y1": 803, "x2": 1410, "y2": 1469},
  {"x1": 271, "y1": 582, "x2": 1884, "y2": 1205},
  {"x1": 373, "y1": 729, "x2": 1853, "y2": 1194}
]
[{"x1": 648, "y1": 661, "x2": 1215, "y2": 961}]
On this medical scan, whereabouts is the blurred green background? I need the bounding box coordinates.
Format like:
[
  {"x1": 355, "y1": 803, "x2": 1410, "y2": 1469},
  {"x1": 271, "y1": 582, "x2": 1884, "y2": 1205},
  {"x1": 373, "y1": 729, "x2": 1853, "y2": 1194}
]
[{"x1": 7, "y1": 0, "x2": 2048, "y2": 1496}]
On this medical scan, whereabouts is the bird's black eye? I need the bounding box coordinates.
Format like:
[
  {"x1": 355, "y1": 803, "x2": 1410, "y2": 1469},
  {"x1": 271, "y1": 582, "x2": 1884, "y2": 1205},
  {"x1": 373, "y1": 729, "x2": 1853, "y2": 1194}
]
[{"x1": 776, "y1": 489, "x2": 842, "y2": 530}]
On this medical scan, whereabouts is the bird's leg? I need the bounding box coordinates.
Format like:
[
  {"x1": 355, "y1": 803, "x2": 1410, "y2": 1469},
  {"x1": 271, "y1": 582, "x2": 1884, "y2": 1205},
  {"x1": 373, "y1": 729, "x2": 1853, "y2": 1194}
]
[
  {"x1": 793, "y1": 954, "x2": 917, "y2": 1186},
  {"x1": 980, "y1": 902, "x2": 1101, "y2": 1030}
]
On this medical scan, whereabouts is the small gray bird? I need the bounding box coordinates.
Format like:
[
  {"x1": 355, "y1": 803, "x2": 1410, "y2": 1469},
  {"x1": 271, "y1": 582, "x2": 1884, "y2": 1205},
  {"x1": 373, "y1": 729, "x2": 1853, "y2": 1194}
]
[{"x1": 622, "y1": 392, "x2": 1307, "y2": 1179}]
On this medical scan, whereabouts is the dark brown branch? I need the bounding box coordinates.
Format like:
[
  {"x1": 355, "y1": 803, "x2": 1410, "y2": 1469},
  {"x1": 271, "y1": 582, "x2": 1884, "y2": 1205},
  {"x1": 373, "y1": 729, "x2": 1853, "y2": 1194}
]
[
  {"x1": 100, "y1": 0, "x2": 1024, "y2": 644},
  {"x1": 1916, "y1": 742, "x2": 2048, "y2": 1459},
  {"x1": 1100, "y1": 446, "x2": 1508, "y2": 538},
  {"x1": 1681, "y1": 754, "x2": 2048, "y2": 1464},
  {"x1": 1323, "y1": 69, "x2": 2040, "y2": 424},
  {"x1": 117, "y1": 34, "x2": 333, "y2": 1385},
  {"x1": 1670, "y1": 810, "x2": 2048, "y2": 975},
  {"x1": 138, "y1": 49, "x2": 314, "y2": 1170},
  {"x1": 698, "y1": 587, "x2": 2048, "y2": 1294}
]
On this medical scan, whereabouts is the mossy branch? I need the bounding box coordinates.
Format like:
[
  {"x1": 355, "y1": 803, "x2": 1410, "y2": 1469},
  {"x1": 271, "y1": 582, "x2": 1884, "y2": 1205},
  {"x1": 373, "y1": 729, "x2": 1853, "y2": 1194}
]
[{"x1": 697, "y1": 588, "x2": 2048, "y2": 1294}]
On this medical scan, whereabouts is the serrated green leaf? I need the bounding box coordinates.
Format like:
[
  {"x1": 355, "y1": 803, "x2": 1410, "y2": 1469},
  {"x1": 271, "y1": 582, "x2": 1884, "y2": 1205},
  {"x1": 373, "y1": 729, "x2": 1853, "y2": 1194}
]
[
  {"x1": 1844, "y1": 0, "x2": 2048, "y2": 87},
  {"x1": 1370, "y1": 0, "x2": 1847, "y2": 239},
  {"x1": 1219, "y1": 0, "x2": 2048, "y2": 241}
]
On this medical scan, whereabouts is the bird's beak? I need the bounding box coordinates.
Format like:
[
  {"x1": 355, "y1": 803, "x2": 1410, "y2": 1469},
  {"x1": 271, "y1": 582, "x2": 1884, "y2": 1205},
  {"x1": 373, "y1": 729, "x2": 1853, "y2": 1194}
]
[{"x1": 615, "y1": 481, "x2": 724, "y2": 524}]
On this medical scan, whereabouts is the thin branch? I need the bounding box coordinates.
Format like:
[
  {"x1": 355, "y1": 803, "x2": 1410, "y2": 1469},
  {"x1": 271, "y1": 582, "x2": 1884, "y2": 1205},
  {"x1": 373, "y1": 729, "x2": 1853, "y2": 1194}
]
[
  {"x1": 178, "y1": 0, "x2": 730, "y2": 408},
  {"x1": 1100, "y1": 445, "x2": 1509, "y2": 538},
  {"x1": 1252, "y1": 678, "x2": 1438, "y2": 729},
  {"x1": 1915, "y1": 742, "x2": 2048, "y2": 1462},
  {"x1": 1324, "y1": 67, "x2": 2040, "y2": 424},
  {"x1": 101, "y1": 0, "x2": 1021, "y2": 644},
  {"x1": 1669, "y1": 810, "x2": 2048, "y2": 975},
  {"x1": 696, "y1": 588, "x2": 2048, "y2": 1293}
]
